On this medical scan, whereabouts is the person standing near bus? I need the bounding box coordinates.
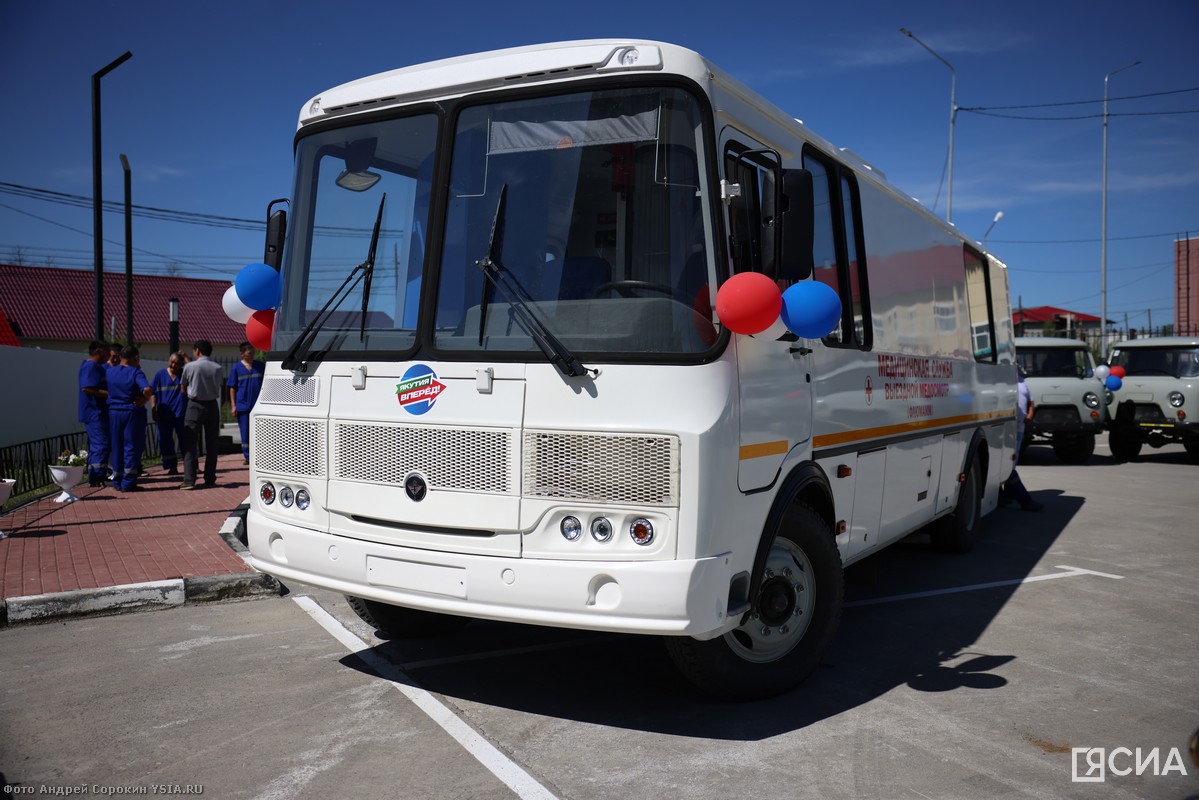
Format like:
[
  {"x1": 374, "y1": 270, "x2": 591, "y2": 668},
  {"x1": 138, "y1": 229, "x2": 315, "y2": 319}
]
[
  {"x1": 180, "y1": 339, "x2": 225, "y2": 489},
  {"x1": 151, "y1": 351, "x2": 188, "y2": 475},
  {"x1": 226, "y1": 341, "x2": 265, "y2": 465},
  {"x1": 107, "y1": 346, "x2": 152, "y2": 492},
  {"x1": 79, "y1": 340, "x2": 110, "y2": 488}
]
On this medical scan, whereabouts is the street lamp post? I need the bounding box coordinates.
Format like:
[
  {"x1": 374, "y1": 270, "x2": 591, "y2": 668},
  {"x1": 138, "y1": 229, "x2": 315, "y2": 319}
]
[
  {"x1": 92, "y1": 50, "x2": 132, "y2": 342},
  {"x1": 983, "y1": 211, "x2": 1004, "y2": 243},
  {"x1": 120, "y1": 153, "x2": 133, "y2": 346},
  {"x1": 1101, "y1": 60, "x2": 1140, "y2": 354},
  {"x1": 168, "y1": 298, "x2": 180, "y2": 356},
  {"x1": 900, "y1": 28, "x2": 956, "y2": 224}
]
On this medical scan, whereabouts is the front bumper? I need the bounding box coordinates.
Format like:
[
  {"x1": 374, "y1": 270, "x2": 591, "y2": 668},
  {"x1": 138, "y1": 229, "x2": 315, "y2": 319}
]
[{"x1": 248, "y1": 510, "x2": 739, "y2": 639}]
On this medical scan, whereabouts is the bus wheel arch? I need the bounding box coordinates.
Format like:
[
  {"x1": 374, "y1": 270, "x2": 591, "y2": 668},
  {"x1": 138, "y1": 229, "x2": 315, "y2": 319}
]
[
  {"x1": 662, "y1": 465, "x2": 844, "y2": 700},
  {"x1": 931, "y1": 431, "x2": 987, "y2": 554}
]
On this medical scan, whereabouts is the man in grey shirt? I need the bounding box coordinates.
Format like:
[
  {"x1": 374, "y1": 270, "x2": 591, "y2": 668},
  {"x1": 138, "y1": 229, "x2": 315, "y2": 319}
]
[{"x1": 179, "y1": 339, "x2": 226, "y2": 488}]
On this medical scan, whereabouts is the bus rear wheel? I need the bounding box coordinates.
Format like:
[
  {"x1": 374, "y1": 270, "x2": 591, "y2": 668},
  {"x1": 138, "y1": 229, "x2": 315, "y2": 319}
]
[
  {"x1": 345, "y1": 595, "x2": 471, "y2": 638},
  {"x1": 663, "y1": 503, "x2": 843, "y2": 701},
  {"x1": 931, "y1": 452, "x2": 982, "y2": 554}
]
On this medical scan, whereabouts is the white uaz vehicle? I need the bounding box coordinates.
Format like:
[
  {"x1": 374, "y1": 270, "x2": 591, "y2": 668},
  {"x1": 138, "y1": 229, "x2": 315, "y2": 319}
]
[
  {"x1": 1014, "y1": 336, "x2": 1107, "y2": 463},
  {"x1": 1106, "y1": 336, "x2": 1199, "y2": 461},
  {"x1": 246, "y1": 40, "x2": 1017, "y2": 700}
]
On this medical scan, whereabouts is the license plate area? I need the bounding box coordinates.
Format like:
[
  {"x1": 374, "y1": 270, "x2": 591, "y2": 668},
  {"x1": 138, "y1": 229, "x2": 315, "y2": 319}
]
[{"x1": 366, "y1": 555, "x2": 466, "y2": 599}]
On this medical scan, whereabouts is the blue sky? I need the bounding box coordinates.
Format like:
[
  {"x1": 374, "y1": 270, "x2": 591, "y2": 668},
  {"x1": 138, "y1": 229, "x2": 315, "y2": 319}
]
[{"x1": 2, "y1": 0, "x2": 1197, "y2": 334}]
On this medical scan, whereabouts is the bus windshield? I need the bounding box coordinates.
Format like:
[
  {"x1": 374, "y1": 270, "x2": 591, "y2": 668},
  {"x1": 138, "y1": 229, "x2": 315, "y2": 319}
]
[
  {"x1": 276, "y1": 86, "x2": 718, "y2": 361},
  {"x1": 434, "y1": 86, "x2": 717, "y2": 357}
]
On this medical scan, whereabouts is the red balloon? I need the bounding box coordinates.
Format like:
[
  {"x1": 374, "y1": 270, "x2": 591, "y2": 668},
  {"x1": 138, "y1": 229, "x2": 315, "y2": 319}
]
[
  {"x1": 246, "y1": 309, "x2": 275, "y2": 352},
  {"x1": 714, "y1": 272, "x2": 782, "y2": 335},
  {"x1": 1109, "y1": 365, "x2": 1126, "y2": 379}
]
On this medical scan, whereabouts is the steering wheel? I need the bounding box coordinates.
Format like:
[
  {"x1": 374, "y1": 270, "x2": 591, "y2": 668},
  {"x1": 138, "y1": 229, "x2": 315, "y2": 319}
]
[{"x1": 591, "y1": 280, "x2": 673, "y2": 298}]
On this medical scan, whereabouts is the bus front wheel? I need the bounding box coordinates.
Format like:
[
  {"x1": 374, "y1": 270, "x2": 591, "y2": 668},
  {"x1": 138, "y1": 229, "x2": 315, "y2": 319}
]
[
  {"x1": 931, "y1": 452, "x2": 982, "y2": 554},
  {"x1": 663, "y1": 503, "x2": 843, "y2": 701}
]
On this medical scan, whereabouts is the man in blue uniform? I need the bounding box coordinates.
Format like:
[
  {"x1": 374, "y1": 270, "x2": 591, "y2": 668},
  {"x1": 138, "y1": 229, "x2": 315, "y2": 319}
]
[
  {"x1": 79, "y1": 340, "x2": 110, "y2": 488},
  {"x1": 107, "y1": 345, "x2": 152, "y2": 492},
  {"x1": 226, "y1": 341, "x2": 265, "y2": 464},
  {"x1": 151, "y1": 351, "x2": 188, "y2": 475}
]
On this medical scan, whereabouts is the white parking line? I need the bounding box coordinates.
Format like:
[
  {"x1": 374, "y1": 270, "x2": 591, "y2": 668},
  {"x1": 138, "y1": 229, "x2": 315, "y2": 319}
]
[
  {"x1": 844, "y1": 565, "x2": 1124, "y2": 608},
  {"x1": 293, "y1": 596, "x2": 558, "y2": 800}
]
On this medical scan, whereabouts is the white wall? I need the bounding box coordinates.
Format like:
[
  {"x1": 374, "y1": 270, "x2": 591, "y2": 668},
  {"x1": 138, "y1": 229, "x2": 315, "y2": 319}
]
[{"x1": 0, "y1": 347, "x2": 166, "y2": 449}]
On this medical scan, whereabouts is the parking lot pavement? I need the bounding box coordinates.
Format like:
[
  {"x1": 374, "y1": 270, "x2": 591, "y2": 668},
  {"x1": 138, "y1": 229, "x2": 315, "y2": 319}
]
[{"x1": 2, "y1": 437, "x2": 1196, "y2": 799}]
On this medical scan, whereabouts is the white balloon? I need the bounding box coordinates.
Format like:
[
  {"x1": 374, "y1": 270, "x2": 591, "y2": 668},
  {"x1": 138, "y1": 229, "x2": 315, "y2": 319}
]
[
  {"x1": 222, "y1": 284, "x2": 254, "y2": 324},
  {"x1": 1094, "y1": 364, "x2": 1110, "y2": 381},
  {"x1": 749, "y1": 315, "x2": 790, "y2": 341}
]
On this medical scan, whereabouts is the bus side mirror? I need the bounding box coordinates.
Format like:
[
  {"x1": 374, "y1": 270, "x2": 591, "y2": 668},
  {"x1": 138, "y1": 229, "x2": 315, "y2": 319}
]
[
  {"x1": 264, "y1": 199, "x2": 288, "y2": 270},
  {"x1": 779, "y1": 168, "x2": 814, "y2": 281}
]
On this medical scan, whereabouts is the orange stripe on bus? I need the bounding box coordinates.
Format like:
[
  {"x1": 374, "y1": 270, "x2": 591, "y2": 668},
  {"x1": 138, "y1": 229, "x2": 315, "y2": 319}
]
[
  {"x1": 812, "y1": 410, "x2": 1015, "y2": 450},
  {"x1": 739, "y1": 440, "x2": 790, "y2": 460}
]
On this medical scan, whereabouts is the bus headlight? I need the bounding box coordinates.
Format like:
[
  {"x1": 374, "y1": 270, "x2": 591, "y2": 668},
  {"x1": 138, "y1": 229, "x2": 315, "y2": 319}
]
[
  {"x1": 560, "y1": 515, "x2": 583, "y2": 541},
  {"x1": 259, "y1": 482, "x2": 276, "y2": 505},
  {"x1": 279, "y1": 486, "x2": 294, "y2": 508},
  {"x1": 1084, "y1": 392, "x2": 1100, "y2": 409},
  {"x1": 1169, "y1": 391, "x2": 1185, "y2": 408},
  {"x1": 295, "y1": 489, "x2": 311, "y2": 511},
  {"x1": 590, "y1": 517, "x2": 613, "y2": 542}
]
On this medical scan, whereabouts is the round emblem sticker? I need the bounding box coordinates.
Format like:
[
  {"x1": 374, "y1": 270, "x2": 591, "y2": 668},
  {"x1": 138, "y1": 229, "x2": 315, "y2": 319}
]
[{"x1": 396, "y1": 364, "x2": 446, "y2": 415}]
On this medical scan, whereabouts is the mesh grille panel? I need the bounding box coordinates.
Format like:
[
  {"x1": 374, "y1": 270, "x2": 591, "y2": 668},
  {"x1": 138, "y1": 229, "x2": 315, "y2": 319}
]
[
  {"x1": 523, "y1": 431, "x2": 678, "y2": 506},
  {"x1": 255, "y1": 417, "x2": 326, "y2": 477},
  {"x1": 260, "y1": 376, "x2": 319, "y2": 406},
  {"x1": 334, "y1": 423, "x2": 514, "y2": 494}
]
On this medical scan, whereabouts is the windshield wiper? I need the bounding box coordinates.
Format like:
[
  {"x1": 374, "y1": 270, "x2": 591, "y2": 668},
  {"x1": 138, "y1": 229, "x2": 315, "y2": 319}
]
[
  {"x1": 360, "y1": 194, "x2": 386, "y2": 342},
  {"x1": 475, "y1": 185, "x2": 596, "y2": 379},
  {"x1": 281, "y1": 192, "x2": 386, "y2": 372}
]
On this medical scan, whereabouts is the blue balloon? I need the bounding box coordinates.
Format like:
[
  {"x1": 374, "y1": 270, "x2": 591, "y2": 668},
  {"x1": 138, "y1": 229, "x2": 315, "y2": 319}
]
[
  {"x1": 1105, "y1": 375, "x2": 1123, "y2": 391},
  {"x1": 234, "y1": 262, "x2": 281, "y2": 311},
  {"x1": 780, "y1": 281, "x2": 842, "y2": 339}
]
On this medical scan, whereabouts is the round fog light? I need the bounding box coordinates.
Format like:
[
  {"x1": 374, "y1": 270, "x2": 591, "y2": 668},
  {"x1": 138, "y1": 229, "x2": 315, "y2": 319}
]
[
  {"x1": 590, "y1": 517, "x2": 613, "y2": 542},
  {"x1": 279, "y1": 486, "x2": 294, "y2": 508},
  {"x1": 295, "y1": 489, "x2": 311, "y2": 511},
  {"x1": 629, "y1": 517, "x2": 655, "y2": 546},
  {"x1": 259, "y1": 482, "x2": 276, "y2": 505},
  {"x1": 561, "y1": 515, "x2": 583, "y2": 541}
]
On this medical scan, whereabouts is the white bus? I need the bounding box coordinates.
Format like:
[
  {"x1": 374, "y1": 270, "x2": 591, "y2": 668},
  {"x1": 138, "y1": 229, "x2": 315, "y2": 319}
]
[{"x1": 247, "y1": 40, "x2": 1017, "y2": 700}]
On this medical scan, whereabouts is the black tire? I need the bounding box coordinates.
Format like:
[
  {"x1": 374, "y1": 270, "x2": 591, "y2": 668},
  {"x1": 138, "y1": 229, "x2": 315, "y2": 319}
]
[
  {"x1": 931, "y1": 452, "x2": 982, "y2": 554},
  {"x1": 344, "y1": 595, "x2": 471, "y2": 638},
  {"x1": 1183, "y1": 440, "x2": 1199, "y2": 461},
  {"x1": 1108, "y1": 429, "x2": 1142, "y2": 461},
  {"x1": 663, "y1": 502, "x2": 843, "y2": 701},
  {"x1": 1052, "y1": 433, "x2": 1096, "y2": 464}
]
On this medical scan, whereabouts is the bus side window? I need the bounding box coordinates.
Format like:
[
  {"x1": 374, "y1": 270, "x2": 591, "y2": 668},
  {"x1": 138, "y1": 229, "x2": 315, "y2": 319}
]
[
  {"x1": 964, "y1": 247, "x2": 996, "y2": 363},
  {"x1": 803, "y1": 146, "x2": 873, "y2": 348},
  {"x1": 724, "y1": 149, "x2": 768, "y2": 275},
  {"x1": 802, "y1": 154, "x2": 843, "y2": 345}
]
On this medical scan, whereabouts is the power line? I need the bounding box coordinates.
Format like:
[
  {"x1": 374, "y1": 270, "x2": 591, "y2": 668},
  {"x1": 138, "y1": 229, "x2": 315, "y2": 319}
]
[{"x1": 960, "y1": 86, "x2": 1199, "y2": 111}]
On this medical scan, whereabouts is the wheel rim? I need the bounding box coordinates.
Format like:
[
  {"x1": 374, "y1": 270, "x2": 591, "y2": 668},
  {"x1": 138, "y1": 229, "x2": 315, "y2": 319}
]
[{"x1": 724, "y1": 537, "x2": 817, "y2": 663}]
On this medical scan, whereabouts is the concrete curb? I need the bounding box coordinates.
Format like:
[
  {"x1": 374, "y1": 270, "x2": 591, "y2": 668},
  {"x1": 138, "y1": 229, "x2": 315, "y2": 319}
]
[{"x1": 0, "y1": 502, "x2": 284, "y2": 628}]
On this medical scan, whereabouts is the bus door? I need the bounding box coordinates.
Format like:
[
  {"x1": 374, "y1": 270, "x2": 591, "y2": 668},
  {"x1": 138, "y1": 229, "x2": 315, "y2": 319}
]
[{"x1": 721, "y1": 131, "x2": 813, "y2": 491}]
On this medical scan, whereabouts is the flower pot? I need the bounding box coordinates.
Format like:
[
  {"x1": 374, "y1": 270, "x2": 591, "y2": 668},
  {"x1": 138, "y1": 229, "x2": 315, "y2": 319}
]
[
  {"x1": 0, "y1": 478, "x2": 14, "y2": 540},
  {"x1": 49, "y1": 465, "x2": 86, "y2": 503}
]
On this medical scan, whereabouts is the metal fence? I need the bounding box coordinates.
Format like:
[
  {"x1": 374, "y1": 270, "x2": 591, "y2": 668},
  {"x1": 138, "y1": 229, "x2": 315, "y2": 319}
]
[{"x1": 0, "y1": 421, "x2": 170, "y2": 510}]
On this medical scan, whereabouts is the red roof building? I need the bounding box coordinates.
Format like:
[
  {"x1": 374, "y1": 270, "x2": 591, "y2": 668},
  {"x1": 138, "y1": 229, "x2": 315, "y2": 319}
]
[
  {"x1": 1012, "y1": 305, "x2": 1103, "y2": 337},
  {"x1": 0, "y1": 264, "x2": 247, "y2": 360}
]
